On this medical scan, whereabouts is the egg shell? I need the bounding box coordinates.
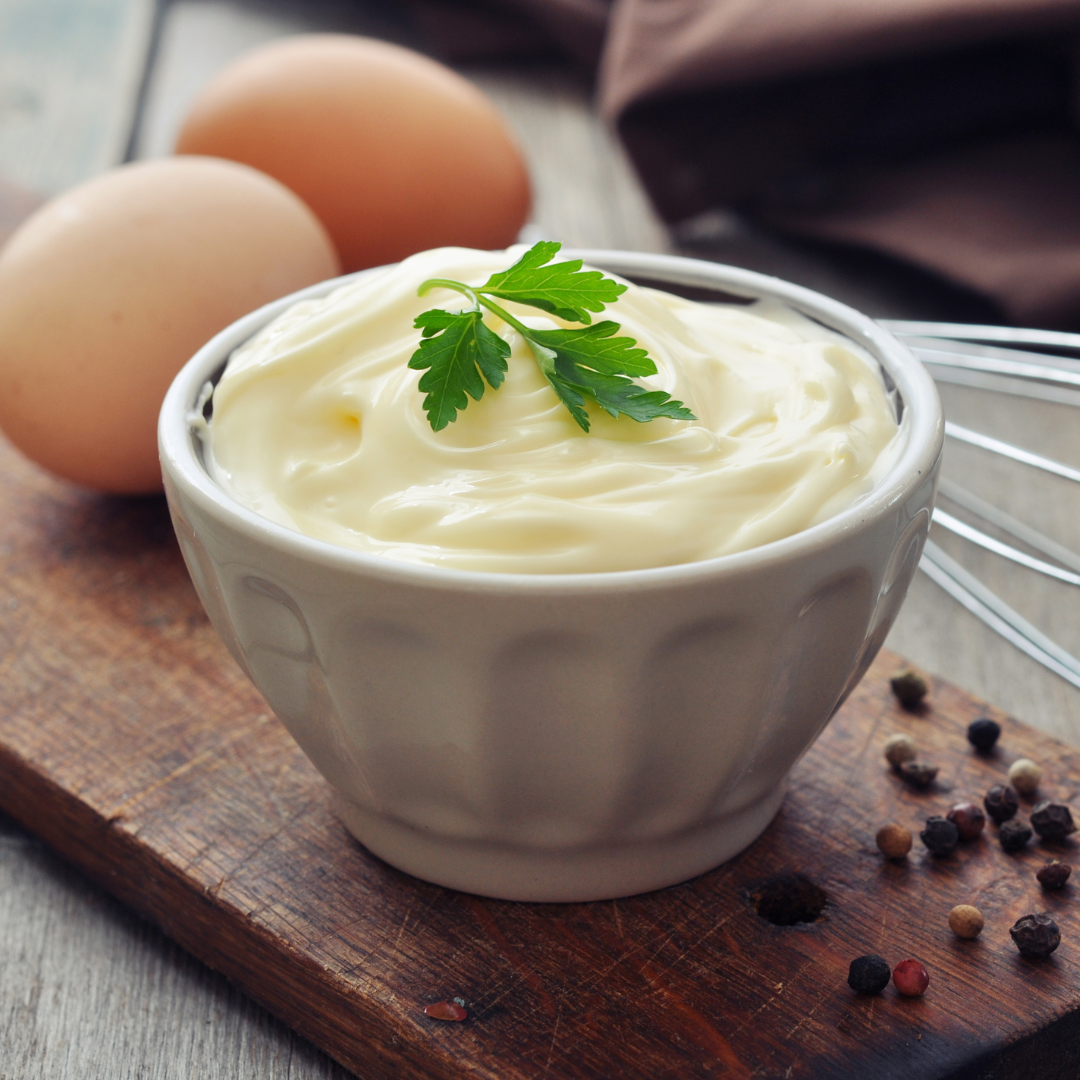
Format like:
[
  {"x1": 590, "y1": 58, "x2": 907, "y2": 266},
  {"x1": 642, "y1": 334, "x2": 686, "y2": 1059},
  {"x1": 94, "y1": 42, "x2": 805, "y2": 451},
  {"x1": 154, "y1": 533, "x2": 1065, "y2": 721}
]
[
  {"x1": 0, "y1": 156, "x2": 340, "y2": 494},
  {"x1": 175, "y1": 34, "x2": 532, "y2": 272}
]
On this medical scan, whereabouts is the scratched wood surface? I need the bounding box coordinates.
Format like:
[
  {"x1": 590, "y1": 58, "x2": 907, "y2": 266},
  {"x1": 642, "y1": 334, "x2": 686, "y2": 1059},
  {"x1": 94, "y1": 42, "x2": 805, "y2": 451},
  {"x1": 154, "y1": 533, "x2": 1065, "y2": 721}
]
[{"x1": 2, "y1": 426, "x2": 1080, "y2": 1080}]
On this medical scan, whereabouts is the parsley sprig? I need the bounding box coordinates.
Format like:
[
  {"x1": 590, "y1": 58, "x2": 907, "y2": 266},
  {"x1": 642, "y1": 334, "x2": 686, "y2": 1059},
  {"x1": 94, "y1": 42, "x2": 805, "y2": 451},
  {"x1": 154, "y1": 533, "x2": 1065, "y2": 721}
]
[{"x1": 407, "y1": 242, "x2": 696, "y2": 432}]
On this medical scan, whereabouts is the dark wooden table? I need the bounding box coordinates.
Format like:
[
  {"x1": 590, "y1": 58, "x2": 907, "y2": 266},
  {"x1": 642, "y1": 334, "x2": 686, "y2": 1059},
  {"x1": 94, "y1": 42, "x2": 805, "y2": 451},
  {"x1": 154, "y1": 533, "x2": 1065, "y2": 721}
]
[{"x1": 1, "y1": 2, "x2": 1079, "y2": 1076}]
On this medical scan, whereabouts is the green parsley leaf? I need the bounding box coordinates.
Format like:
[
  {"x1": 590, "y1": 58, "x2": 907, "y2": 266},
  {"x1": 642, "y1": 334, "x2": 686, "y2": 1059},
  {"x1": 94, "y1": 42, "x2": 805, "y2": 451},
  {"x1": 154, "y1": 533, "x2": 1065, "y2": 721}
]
[
  {"x1": 408, "y1": 309, "x2": 510, "y2": 431},
  {"x1": 409, "y1": 242, "x2": 696, "y2": 432},
  {"x1": 477, "y1": 240, "x2": 627, "y2": 325},
  {"x1": 526, "y1": 323, "x2": 695, "y2": 431},
  {"x1": 526, "y1": 321, "x2": 656, "y2": 377}
]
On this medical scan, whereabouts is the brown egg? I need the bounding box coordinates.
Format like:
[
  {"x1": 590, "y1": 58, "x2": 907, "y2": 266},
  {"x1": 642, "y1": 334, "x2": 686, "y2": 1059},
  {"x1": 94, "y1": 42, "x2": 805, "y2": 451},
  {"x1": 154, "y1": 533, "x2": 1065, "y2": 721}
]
[
  {"x1": 175, "y1": 34, "x2": 532, "y2": 272},
  {"x1": 0, "y1": 157, "x2": 340, "y2": 494}
]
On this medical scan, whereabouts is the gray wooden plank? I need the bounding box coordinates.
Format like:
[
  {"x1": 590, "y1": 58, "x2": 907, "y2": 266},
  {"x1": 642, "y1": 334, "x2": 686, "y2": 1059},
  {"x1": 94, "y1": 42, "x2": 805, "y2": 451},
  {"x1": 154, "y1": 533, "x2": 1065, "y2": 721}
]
[
  {"x1": 0, "y1": 811, "x2": 356, "y2": 1080},
  {"x1": 885, "y1": 382, "x2": 1080, "y2": 745},
  {"x1": 0, "y1": 0, "x2": 155, "y2": 194}
]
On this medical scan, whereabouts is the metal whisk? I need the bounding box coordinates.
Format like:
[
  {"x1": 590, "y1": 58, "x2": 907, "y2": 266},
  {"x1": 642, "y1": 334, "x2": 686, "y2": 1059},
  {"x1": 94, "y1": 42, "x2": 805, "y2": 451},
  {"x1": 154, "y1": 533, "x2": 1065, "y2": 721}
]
[{"x1": 882, "y1": 321, "x2": 1080, "y2": 691}]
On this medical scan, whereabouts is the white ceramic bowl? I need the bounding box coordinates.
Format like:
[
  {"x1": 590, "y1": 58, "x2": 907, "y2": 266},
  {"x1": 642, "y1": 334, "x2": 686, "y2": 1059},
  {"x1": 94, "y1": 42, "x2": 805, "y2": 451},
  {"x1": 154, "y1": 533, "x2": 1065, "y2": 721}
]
[{"x1": 159, "y1": 251, "x2": 942, "y2": 902}]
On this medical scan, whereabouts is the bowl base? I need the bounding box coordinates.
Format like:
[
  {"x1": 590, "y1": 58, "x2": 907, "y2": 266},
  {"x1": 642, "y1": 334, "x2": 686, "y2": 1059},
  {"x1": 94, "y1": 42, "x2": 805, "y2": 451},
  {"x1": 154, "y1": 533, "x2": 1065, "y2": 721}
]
[{"x1": 331, "y1": 785, "x2": 786, "y2": 902}]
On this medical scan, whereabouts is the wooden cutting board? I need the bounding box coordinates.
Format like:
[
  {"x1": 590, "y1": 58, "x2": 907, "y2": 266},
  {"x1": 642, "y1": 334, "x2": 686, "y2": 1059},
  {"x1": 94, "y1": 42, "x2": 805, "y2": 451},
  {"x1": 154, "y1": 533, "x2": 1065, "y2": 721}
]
[{"x1": 2, "y1": 434, "x2": 1080, "y2": 1080}]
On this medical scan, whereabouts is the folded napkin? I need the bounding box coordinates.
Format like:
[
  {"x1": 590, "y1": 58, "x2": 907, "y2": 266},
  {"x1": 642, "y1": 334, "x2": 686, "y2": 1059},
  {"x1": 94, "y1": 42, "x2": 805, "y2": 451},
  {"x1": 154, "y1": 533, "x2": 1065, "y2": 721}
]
[{"x1": 409, "y1": 0, "x2": 1080, "y2": 327}]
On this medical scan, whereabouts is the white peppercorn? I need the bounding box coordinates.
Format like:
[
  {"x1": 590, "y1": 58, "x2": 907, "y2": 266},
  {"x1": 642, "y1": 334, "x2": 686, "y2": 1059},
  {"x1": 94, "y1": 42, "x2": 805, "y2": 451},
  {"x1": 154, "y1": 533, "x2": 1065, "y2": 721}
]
[
  {"x1": 1008, "y1": 758, "x2": 1042, "y2": 795},
  {"x1": 884, "y1": 733, "x2": 917, "y2": 769}
]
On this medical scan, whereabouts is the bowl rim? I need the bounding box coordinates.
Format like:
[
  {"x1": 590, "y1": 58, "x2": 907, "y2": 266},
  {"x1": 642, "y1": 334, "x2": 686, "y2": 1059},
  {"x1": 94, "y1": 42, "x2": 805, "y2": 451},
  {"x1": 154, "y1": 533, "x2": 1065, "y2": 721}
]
[{"x1": 158, "y1": 248, "x2": 943, "y2": 595}]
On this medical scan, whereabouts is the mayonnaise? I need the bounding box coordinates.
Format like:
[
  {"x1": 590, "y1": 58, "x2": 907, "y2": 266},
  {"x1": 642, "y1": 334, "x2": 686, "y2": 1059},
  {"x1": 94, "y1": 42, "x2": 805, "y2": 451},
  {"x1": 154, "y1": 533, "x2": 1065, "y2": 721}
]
[{"x1": 206, "y1": 247, "x2": 901, "y2": 574}]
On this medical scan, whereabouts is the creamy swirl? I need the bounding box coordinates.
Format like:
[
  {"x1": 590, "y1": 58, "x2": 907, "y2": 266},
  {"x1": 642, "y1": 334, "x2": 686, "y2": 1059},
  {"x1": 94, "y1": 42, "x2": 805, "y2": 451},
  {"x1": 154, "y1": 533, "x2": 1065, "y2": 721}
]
[{"x1": 206, "y1": 247, "x2": 901, "y2": 573}]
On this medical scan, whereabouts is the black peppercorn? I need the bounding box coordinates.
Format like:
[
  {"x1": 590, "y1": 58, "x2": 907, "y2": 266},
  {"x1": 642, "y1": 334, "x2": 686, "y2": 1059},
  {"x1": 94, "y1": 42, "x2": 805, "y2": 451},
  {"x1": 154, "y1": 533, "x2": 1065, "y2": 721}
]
[
  {"x1": 898, "y1": 762, "x2": 938, "y2": 790},
  {"x1": 1030, "y1": 802, "x2": 1077, "y2": 843},
  {"x1": 1037, "y1": 860, "x2": 1072, "y2": 890},
  {"x1": 847, "y1": 954, "x2": 892, "y2": 995},
  {"x1": 984, "y1": 784, "x2": 1019, "y2": 824},
  {"x1": 967, "y1": 717, "x2": 1001, "y2": 752},
  {"x1": 1010, "y1": 914, "x2": 1061, "y2": 958},
  {"x1": 999, "y1": 818, "x2": 1033, "y2": 853},
  {"x1": 921, "y1": 816, "x2": 960, "y2": 856}
]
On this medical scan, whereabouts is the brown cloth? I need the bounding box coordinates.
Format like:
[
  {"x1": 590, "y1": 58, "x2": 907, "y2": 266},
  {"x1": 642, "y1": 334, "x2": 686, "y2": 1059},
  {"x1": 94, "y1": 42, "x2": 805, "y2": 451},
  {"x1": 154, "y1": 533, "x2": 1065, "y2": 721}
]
[{"x1": 409, "y1": 0, "x2": 1080, "y2": 328}]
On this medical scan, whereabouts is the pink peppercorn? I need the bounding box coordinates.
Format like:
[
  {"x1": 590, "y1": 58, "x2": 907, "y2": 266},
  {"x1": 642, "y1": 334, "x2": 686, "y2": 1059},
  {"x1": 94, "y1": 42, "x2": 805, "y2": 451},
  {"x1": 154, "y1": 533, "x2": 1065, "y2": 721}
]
[
  {"x1": 946, "y1": 801, "x2": 986, "y2": 841},
  {"x1": 425, "y1": 1000, "x2": 468, "y2": 1021},
  {"x1": 893, "y1": 959, "x2": 930, "y2": 997}
]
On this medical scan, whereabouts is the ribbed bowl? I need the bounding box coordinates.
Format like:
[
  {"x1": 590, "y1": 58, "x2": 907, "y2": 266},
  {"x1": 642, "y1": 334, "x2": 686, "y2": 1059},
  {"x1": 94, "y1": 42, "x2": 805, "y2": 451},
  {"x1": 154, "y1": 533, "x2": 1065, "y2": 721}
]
[{"x1": 159, "y1": 251, "x2": 942, "y2": 901}]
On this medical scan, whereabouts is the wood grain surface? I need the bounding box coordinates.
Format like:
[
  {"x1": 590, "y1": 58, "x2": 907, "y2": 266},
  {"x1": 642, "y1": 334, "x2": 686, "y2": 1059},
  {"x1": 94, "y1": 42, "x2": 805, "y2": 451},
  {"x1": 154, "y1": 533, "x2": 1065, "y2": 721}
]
[{"x1": 2, "y1": 426, "x2": 1080, "y2": 1080}]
